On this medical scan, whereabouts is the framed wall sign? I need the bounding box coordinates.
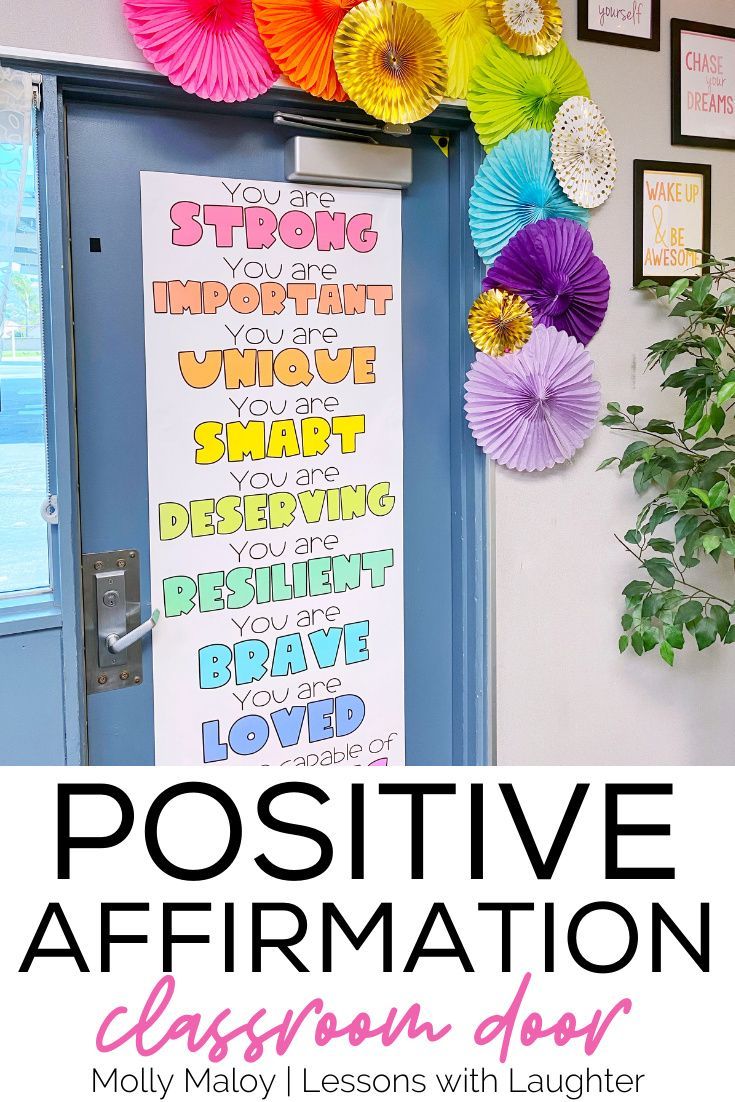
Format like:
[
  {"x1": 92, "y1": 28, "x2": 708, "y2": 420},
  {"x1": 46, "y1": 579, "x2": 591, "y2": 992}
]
[
  {"x1": 633, "y1": 160, "x2": 711, "y2": 286},
  {"x1": 577, "y1": 1, "x2": 660, "y2": 51},
  {"x1": 672, "y1": 19, "x2": 735, "y2": 149}
]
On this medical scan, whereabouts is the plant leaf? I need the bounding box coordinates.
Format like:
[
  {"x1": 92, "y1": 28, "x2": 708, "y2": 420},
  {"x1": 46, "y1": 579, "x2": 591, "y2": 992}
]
[
  {"x1": 669, "y1": 277, "x2": 690, "y2": 300},
  {"x1": 620, "y1": 440, "x2": 652, "y2": 471},
  {"x1": 665, "y1": 625, "x2": 685, "y2": 650},
  {"x1": 709, "y1": 481, "x2": 729, "y2": 508},
  {"x1": 692, "y1": 275, "x2": 713, "y2": 304},
  {"x1": 649, "y1": 537, "x2": 675, "y2": 553},
  {"x1": 675, "y1": 599, "x2": 703, "y2": 625},
  {"x1": 701, "y1": 531, "x2": 722, "y2": 553},
  {"x1": 717, "y1": 287, "x2": 735, "y2": 308},
  {"x1": 659, "y1": 641, "x2": 675, "y2": 666},
  {"x1": 623, "y1": 580, "x2": 652, "y2": 598},
  {"x1": 675, "y1": 515, "x2": 699, "y2": 542},
  {"x1": 644, "y1": 558, "x2": 675, "y2": 587},
  {"x1": 710, "y1": 604, "x2": 730, "y2": 640},
  {"x1": 694, "y1": 616, "x2": 718, "y2": 650},
  {"x1": 646, "y1": 503, "x2": 675, "y2": 532},
  {"x1": 695, "y1": 413, "x2": 712, "y2": 439},
  {"x1": 711, "y1": 404, "x2": 726, "y2": 434},
  {"x1": 684, "y1": 399, "x2": 705, "y2": 429},
  {"x1": 633, "y1": 463, "x2": 652, "y2": 494},
  {"x1": 642, "y1": 593, "x2": 663, "y2": 619},
  {"x1": 716, "y1": 379, "x2": 735, "y2": 406}
]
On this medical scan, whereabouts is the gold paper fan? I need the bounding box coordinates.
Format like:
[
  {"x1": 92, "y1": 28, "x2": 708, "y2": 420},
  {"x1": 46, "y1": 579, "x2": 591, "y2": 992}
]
[
  {"x1": 486, "y1": 0, "x2": 563, "y2": 56},
  {"x1": 333, "y1": 0, "x2": 448, "y2": 125},
  {"x1": 468, "y1": 288, "x2": 533, "y2": 355},
  {"x1": 404, "y1": 0, "x2": 493, "y2": 99}
]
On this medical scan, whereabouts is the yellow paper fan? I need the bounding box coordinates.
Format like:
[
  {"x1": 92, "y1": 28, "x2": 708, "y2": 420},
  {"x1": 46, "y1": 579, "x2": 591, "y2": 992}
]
[
  {"x1": 486, "y1": 0, "x2": 563, "y2": 56},
  {"x1": 333, "y1": 0, "x2": 448, "y2": 125},
  {"x1": 468, "y1": 288, "x2": 533, "y2": 355},
  {"x1": 404, "y1": 0, "x2": 493, "y2": 99}
]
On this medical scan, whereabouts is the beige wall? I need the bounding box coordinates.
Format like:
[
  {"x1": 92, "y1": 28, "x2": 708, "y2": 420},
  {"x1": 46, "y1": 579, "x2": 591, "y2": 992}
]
[
  {"x1": 494, "y1": 0, "x2": 735, "y2": 764},
  {"x1": 3, "y1": 0, "x2": 735, "y2": 764},
  {"x1": 0, "y1": 0, "x2": 150, "y2": 70}
]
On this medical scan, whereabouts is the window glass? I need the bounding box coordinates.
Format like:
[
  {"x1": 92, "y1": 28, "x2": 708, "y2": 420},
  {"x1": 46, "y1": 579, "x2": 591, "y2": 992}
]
[{"x1": 0, "y1": 121, "x2": 50, "y2": 597}]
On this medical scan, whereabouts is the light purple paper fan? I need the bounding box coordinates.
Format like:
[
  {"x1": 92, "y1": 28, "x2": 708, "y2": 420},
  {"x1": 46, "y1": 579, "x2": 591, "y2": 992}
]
[
  {"x1": 464, "y1": 325, "x2": 601, "y2": 472},
  {"x1": 483, "y1": 218, "x2": 610, "y2": 346}
]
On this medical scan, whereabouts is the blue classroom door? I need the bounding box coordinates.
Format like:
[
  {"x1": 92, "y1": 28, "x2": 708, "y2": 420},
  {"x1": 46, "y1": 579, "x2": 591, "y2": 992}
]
[{"x1": 66, "y1": 94, "x2": 485, "y2": 766}]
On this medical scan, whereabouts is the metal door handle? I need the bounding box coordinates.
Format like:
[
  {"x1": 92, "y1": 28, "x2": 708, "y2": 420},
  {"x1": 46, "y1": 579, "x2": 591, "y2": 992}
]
[
  {"x1": 83, "y1": 550, "x2": 151, "y2": 692},
  {"x1": 107, "y1": 609, "x2": 160, "y2": 655}
]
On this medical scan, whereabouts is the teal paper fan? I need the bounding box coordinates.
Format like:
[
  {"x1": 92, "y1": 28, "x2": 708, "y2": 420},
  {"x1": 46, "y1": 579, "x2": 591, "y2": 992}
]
[{"x1": 469, "y1": 129, "x2": 588, "y2": 268}]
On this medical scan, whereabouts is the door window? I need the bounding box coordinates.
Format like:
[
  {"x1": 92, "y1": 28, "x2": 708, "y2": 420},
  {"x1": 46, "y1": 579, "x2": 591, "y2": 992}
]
[{"x1": 0, "y1": 69, "x2": 50, "y2": 597}]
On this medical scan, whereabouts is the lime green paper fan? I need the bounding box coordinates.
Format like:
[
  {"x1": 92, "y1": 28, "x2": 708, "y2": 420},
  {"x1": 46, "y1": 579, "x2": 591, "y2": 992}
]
[{"x1": 467, "y1": 36, "x2": 590, "y2": 153}]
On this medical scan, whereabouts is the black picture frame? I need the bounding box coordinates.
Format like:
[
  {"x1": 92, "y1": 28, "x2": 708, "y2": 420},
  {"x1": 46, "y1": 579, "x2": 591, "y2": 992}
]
[
  {"x1": 672, "y1": 19, "x2": 735, "y2": 149},
  {"x1": 577, "y1": 0, "x2": 660, "y2": 51},
  {"x1": 633, "y1": 160, "x2": 712, "y2": 287}
]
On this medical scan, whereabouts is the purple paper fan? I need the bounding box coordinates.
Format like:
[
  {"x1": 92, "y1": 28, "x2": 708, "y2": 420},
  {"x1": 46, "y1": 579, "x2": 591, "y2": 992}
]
[
  {"x1": 464, "y1": 325, "x2": 601, "y2": 472},
  {"x1": 483, "y1": 218, "x2": 610, "y2": 346}
]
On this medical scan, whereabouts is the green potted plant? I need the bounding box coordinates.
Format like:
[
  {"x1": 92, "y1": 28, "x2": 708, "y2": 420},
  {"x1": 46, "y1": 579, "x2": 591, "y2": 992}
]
[{"x1": 601, "y1": 256, "x2": 735, "y2": 665}]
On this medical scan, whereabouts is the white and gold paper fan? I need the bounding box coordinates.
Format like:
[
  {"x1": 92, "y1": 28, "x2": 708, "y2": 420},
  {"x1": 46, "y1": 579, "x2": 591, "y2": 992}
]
[
  {"x1": 551, "y1": 95, "x2": 617, "y2": 209},
  {"x1": 487, "y1": 0, "x2": 563, "y2": 57}
]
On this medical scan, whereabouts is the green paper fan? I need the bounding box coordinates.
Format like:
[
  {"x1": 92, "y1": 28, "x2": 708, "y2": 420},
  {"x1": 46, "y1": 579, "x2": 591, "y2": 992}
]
[{"x1": 467, "y1": 36, "x2": 589, "y2": 153}]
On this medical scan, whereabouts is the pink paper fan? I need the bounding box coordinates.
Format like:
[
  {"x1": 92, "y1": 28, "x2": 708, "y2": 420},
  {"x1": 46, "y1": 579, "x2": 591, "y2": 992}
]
[
  {"x1": 464, "y1": 325, "x2": 601, "y2": 472},
  {"x1": 123, "y1": 0, "x2": 280, "y2": 102}
]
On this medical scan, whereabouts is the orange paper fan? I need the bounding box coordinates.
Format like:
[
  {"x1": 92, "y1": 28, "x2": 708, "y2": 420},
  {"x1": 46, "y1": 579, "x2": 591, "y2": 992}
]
[{"x1": 253, "y1": 0, "x2": 360, "y2": 102}]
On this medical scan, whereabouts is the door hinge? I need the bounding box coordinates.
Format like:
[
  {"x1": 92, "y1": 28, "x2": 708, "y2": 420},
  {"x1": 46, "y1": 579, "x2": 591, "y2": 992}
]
[{"x1": 31, "y1": 75, "x2": 42, "y2": 110}]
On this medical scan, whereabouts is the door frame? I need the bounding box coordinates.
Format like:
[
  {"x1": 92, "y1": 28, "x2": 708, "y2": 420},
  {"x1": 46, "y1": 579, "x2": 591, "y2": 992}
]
[{"x1": 10, "y1": 62, "x2": 491, "y2": 765}]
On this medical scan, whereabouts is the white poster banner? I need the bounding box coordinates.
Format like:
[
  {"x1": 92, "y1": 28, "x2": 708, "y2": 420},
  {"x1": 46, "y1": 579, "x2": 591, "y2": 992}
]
[
  {"x1": 679, "y1": 28, "x2": 735, "y2": 142},
  {"x1": 141, "y1": 171, "x2": 405, "y2": 767}
]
